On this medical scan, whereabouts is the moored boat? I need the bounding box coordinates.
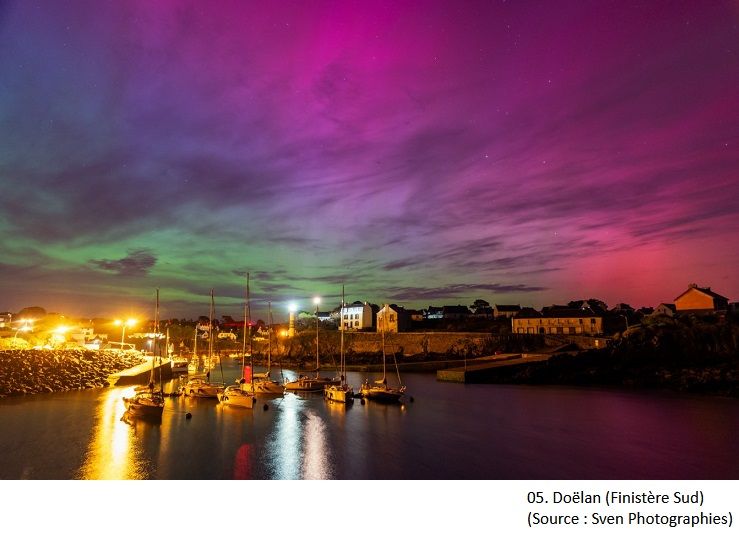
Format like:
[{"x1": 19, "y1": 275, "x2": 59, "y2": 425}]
[
  {"x1": 124, "y1": 289, "x2": 165, "y2": 419},
  {"x1": 359, "y1": 309, "x2": 405, "y2": 403},
  {"x1": 325, "y1": 285, "x2": 353, "y2": 404}
]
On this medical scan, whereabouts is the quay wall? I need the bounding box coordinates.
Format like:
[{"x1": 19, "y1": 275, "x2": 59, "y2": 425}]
[
  {"x1": 0, "y1": 349, "x2": 146, "y2": 398},
  {"x1": 248, "y1": 331, "x2": 498, "y2": 361}
]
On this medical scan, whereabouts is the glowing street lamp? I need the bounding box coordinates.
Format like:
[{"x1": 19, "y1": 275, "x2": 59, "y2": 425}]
[
  {"x1": 51, "y1": 325, "x2": 69, "y2": 345},
  {"x1": 13, "y1": 325, "x2": 31, "y2": 342},
  {"x1": 114, "y1": 318, "x2": 137, "y2": 349}
]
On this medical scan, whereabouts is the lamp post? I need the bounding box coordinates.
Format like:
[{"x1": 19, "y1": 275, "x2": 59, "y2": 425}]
[
  {"x1": 13, "y1": 325, "x2": 31, "y2": 345},
  {"x1": 114, "y1": 318, "x2": 137, "y2": 349},
  {"x1": 313, "y1": 297, "x2": 321, "y2": 371}
]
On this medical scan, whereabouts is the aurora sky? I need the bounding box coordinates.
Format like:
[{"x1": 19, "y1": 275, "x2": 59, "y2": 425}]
[{"x1": 1, "y1": 0, "x2": 738, "y2": 320}]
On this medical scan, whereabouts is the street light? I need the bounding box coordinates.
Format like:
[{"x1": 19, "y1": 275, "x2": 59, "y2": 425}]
[
  {"x1": 13, "y1": 325, "x2": 31, "y2": 342},
  {"x1": 114, "y1": 318, "x2": 137, "y2": 349},
  {"x1": 313, "y1": 297, "x2": 321, "y2": 370}
]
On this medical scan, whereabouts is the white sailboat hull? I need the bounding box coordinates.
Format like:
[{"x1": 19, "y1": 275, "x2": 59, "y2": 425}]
[{"x1": 218, "y1": 385, "x2": 255, "y2": 408}]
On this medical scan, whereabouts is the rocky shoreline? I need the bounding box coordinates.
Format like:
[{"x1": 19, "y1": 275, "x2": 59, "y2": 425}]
[{"x1": 0, "y1": 349, "x2": 146, "y2": 398}]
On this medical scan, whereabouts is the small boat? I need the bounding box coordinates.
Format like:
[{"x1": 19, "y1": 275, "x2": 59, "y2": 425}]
[
  {"x1": 218, "y1": 382, "x2": 255, "y2": 408},
  {"x1": 124, "y1": 385, "x2": 165, "y2": 419},
  {"x1": 184, "y1": 290, "x2": 225, "y2": 398},
  {"x1": 218, "y1": 274, "x2": 256, "y2": 408},
  {"x1": 325, "y1": 285, "x2": 353, "y2": 404},
  {"x1": 360, "y1": 312, "x2": 405, "y2": 403},
  {"x1": 183, "y1": 375, "x2": 223, "y2": 398},
  {"x1": 248, "y1": 294, "x2": 284, "y2": 395},
  {"x1": 124, "y1": 289, "x2": 165, "y2": 419}
]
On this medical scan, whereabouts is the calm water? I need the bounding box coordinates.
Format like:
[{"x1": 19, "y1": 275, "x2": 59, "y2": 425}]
[{"x1": 0, "y1": 365, "x2": 737, "y2": 479}]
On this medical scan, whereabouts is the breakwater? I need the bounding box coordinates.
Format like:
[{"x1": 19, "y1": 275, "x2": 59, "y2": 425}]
[{"x1": 0, "y1": 349, "x2": 146, "y2": 397}]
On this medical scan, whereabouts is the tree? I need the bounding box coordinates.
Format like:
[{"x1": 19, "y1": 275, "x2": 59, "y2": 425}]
[
  {"x1": 470, "y1": 299, "x2": 490, "y2": 311},
  {"x1": 17, "y1": 306, "x2": 46, "y2": 320}
]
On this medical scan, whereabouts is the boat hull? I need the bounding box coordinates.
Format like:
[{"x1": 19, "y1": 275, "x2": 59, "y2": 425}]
[
  {"x1": 123, "y1": 394, "x2": 164, "y2": 419},
  {"x1": 324, "y1": 385, "x2": 354, "y2": 403},
  {"x1": 284, "y1": 377, "x2": 334, "y2": 392},
  {"x1": 218, "y1": 386, "x2": 255, "y2": 408},
  {"x1": 183, "y1": 379, "x2": 223, "y2": 398},
  {"x1": 360, "y1": 385, "x2": 404, "y2": 403},
  {"x1": 251, "y1": 379, "x2": 285, "y2": 395}
]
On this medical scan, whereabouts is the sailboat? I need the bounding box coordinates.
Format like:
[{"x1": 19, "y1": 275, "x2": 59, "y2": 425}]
[
  {"x1": 123, "y1": 289, "x2": 165, "y2": 419},
  {"x1": 183, "y1": 290, "x2": 224, "y2": 398},
  {"x1": 359, "y1": 306, "x2": 405, "y2": 403},
  {"x1": 324, "y1": 285, "x2": 353, "y2": 403},
  {"x1": 284, "y1": 297, "x2": 335, "y2": 393},
  {"x1": 250, "y1": 300, "x2": 285, "y2": 395},
  {"x1": 218, "y1": 275, "x2": 256, "y2": 408}
]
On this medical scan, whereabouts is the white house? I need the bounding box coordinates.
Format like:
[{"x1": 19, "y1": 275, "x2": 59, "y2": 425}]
[{"x1": 340, "y1": 301, "x2": 374, "y2": 331}]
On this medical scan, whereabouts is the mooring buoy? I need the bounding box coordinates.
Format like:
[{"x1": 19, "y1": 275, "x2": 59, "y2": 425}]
[{"x1": 185, "y1": 412, "x2": 192, "y2": 419}]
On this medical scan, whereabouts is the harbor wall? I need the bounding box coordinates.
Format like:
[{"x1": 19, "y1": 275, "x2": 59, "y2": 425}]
[
  {"x1": 0, "y1": 349, "x2": 147, "y2": 397},
  {"x1": 245, "y1": 331, "x2": 498, "y2": 361}
]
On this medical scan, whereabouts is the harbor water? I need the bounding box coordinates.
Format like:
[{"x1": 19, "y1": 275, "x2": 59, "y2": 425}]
[{"x1": 0, "y1": 364, "x2": 737, "y2": 479}]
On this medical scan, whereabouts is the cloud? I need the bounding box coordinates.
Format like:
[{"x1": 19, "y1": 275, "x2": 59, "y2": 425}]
[
  {"x1": 385, "y1": 283, "x2": 548, "y2": 301},
  {"x1": 89, "y1": 249, "x2": 157, "y2": 276}
]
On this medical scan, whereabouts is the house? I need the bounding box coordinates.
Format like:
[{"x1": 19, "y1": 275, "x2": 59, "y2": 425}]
[
  {"x1": 674, "y1": 284, "x2": 729, "y2": 314},
  {"x1": 494, "y1": 304, "x2": 520, "y2": 319},
  {"x1": 406, "y1": 309, "x2": 424, "y2": 322},
  {"x1": 0, "y1": 312, "x2": 12, "y2": 328},
  {"x1": 472, "y1": 306, "x2": 494, "y2": 319},
  {"x1": 425, "y1": 306, "x2": 444, "y2": 319},
  {"x1": 376, "y1": 304, "x2": 410, "y2": 333},
  {"x1": 654, "y1": 303, "x2": 676, "y2": 317},
  {"x1": 442, "y1": 305, "x2": 471, "y2": 319},
  {"x1": 340, "y1": 301, "x2": 374, "y2": 331},
  {"x1": 512, "y1": 307, "x2": 603, "y2": 335}
]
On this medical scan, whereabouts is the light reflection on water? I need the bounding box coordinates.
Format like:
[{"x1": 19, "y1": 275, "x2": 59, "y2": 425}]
[
  {"x1": 0, "y1": 366, "x2": 737, "y2": 479},
  {"x1": 78, "y1": 387, "x2": 142, "y2": 479}
]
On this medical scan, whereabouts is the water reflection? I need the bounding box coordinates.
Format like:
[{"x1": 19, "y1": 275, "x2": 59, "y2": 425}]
[
  {"x1": 265, "y1": 393, "x2": 303, "y2": 479},
  {"x1": 2, "y1": 371, "x2": 734, "y2": 479},
  {"x1": 78, "y1": 387, "x2": 147, "y2": 479},
  {"x1": 301, "y1": 409, "x2": 331, "y2": 479},
  {"x1": 263, "y1": 393, "x2": 333, "y2": 479}
]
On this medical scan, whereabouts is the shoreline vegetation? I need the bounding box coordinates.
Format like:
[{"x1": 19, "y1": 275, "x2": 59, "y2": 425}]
[{"x1": 1, "y1": 315, "x2": 737, "y2": 398}]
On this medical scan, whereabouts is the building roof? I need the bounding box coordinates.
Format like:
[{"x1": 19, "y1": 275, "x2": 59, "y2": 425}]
[
  {"x1": 543, "y1": 307, "x2": 599, "y2": 318},
  {"x1": 442, "y1": 305, "x2": 471, "y2": 314},
  {"x1": 494, "y1": 304, "x2": 521, "y2": 311},
  {"x1": 657, "y1": 303, "x2": 676, "y2": 310},
  {"x1": 513, "y1": 307, "x2": 542, "y2": 319},
  {"x1": 674, "y1": 284, "x2": 729, "y2": 303}
]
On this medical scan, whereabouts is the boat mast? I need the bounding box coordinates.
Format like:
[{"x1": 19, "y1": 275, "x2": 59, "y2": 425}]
[
  {"x1": 381, "y1": 309, "x2": 387, "y2": 384},
  {"x1": 267, "y1": 300, "x2": 272, "y2": 372},
  {"x1": 247, "y1": 273, "x2": 253, "y2": 391},
  {"x1": 208, "y1": 289, "x2": 214, "y2": 364},
  {"x1": 241, "y1": 275, "x2": 248, "y2": 383},
  {"x1": 340, "y1": 285, "x2": 345, "y2": 383},
  {"x1": 151, "y1": 288, "x2": 158, "y2": 388}
]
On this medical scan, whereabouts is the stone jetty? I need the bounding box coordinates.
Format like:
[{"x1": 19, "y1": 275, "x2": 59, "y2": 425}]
[{"x1": 0, "y1": 349, "x2": 147, "y2": 398}]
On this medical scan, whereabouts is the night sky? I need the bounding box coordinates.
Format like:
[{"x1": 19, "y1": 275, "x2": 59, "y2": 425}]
[{"x1": 1, "y1": 0, "x2": 737, "y2": 320}]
